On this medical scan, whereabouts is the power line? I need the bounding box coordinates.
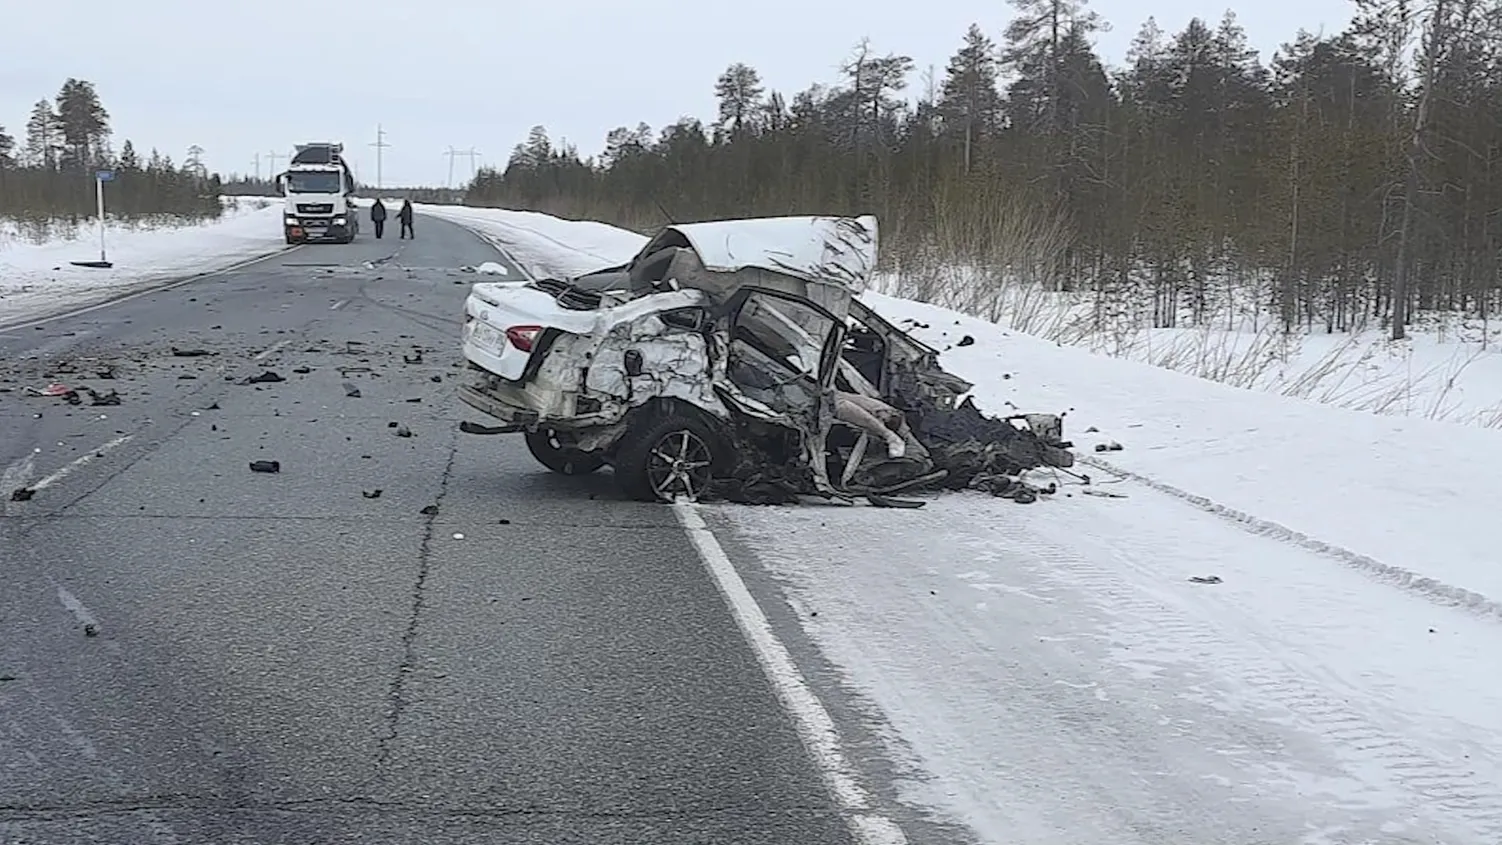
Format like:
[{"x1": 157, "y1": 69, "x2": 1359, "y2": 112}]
[
  {"x1": 265, "y1": 149, "x2": 287, "y2": 179},
  {"x1": 444, "y1": 146, "x2": 481, "y2": 187},
  {"x1": 369, "y1": 124, "x2": 390, "y2": 189}
]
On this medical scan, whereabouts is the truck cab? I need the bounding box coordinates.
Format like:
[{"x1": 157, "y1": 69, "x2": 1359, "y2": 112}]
[{"x1": 275, "y1": 142, "x2": 360, "y2": 244}]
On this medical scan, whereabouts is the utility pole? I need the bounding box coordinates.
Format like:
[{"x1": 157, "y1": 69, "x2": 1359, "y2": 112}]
[
  {"x1": 265, "y1": 149, "x2": 287, "y2": 178},
  {"x1": 444, "y1": 146, "x2": 481, "y2": 187},
  {"x1": 251, "y1": 152, "x2": 261, "y2": 181},
  {"x1": 370, "y1": 124, "x2": 390, "y2": 189}
]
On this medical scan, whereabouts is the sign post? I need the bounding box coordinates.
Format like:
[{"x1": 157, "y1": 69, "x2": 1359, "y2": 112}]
[{"x1": 72, "y1": 170, "x2": 115, "y2": 268}]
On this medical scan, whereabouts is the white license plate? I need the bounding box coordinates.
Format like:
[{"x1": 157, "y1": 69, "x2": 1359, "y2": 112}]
[{"x1": 470, "y1": 322, "x2": 503, "y2": 351}]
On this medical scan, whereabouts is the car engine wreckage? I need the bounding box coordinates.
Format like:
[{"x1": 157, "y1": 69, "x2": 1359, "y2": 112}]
[{"x1": 455, "y1": 214, "x2": 1076, "y2": 507}]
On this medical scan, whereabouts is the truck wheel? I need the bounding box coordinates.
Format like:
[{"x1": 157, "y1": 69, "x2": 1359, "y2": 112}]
[
  {"x1": 614, "y1": 411, "x2": 726, "y2": 503},
  {"x1": 524, "y1": 430, "x2": 604, "y2": 475}
]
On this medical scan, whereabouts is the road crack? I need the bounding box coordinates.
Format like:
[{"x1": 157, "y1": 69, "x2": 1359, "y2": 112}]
[{"x1": 374, "y1": 425, "x2": 461, "y2": 772}]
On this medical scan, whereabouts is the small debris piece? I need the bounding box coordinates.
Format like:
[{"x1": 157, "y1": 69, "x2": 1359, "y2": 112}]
[
  {"x1": 83, "y1": 624, "x2": 98, "y2": 637},
  {"x1": 498, "y1": 518, "x2": 511, "y2": 525},
  {"x1": 420, "y1": 504, "x2": 439, "y2": 515},
  {"x1": 387, "y1": 421, "x2": 398, "y2": 428},
  {"x1": 394, "y1": 425, "x2": 413, "y2": 438},
  {"x1": 343, "y1": 382, "x2": 362, "y2": 398},
  {"x1": 1188, "y1": 575, "x2": 1222, "y2": 584},
  {"x1": 866, "y1": 494, "x2": 926, "y2": 508},
  {"x1": 0, "y1": 673, "x2": 16, "y2": 682},
  {"x1": 10, "y1": 487, "x2": 35, "y2": 502},
  {"x1": 241, "y1": 371, "x2": 284, "y2": 385},
  {"x1": 957, "y1": 335, "x2": 975, "y2": 347},
  {"x1": 178, "y1": 374, "x2": 197, "y2": 380},
  {"x1": 1094, "y1": 441, "x2": 1124, "y2": 452},
  {"x1": 95, "y1": 367, "x2": 116, "y2": 379},
  {"x1": 292, "y1": 366, "x2": 312, "y2": 374},
  {"x1": 405, "y1": 397, "x2": 422, "y2": 403},
  {"x1": 37, "y1": 383, "x2": 73, "y2": 397},
  {"x1": 403, "y1": 351, "x2": 424, "y2": 364},
  {"x1": 205, "y1": 402, "x2": 220, "y2": 410},
  {"x1": 362, "y1": 489, "x2": 383, "y2": 499},
  {"x1": 88, "y1": 389, "x2": 121, "y2": 406},
  {"x1": 171, "y1": 347, "x2": 213, "y2": 357},
  {"x1": 430, "y1": 375, "x2": 442, "y2": 383},
  {"x1": 453, "y1": 533, "x2": 465, "y2": 540},
  {"x1": 249, "y1": 460, "x2": 281, "y2": 473}
]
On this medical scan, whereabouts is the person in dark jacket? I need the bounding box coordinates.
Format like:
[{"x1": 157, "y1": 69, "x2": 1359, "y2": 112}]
[
  {"x1": 398, "y1": 200, "x2": 415, "y2": 239},
  {"x1": 369, "y1": 198, "x2": 387, "y2": 239}
]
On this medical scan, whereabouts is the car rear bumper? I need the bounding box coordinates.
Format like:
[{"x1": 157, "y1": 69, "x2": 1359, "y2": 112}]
[{"x1": 457, "y1": 382, "x2": 539, "y2": 430}]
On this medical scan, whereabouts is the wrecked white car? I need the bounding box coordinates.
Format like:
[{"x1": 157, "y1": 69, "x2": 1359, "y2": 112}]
[{"x1": 457, "y1": 214, "x2": 1073, "y2": 505}]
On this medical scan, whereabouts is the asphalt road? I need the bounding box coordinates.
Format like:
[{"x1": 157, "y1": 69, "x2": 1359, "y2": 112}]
[{"x1": 0, "y1": 217, "x2": 865, "y2": 844}]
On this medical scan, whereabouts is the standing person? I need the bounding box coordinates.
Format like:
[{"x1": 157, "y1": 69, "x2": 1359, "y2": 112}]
[
  {"x1": 398, "y1": 199, "x2": 415, "y2": 240},
  {"x1": 369, "y1": 197, "x2": 387, "y2": 239}
]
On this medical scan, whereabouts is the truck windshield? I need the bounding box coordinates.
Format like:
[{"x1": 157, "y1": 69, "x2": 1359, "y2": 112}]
[{"x1": 287, "y1": 172, "x2": 342, "y2": 194}]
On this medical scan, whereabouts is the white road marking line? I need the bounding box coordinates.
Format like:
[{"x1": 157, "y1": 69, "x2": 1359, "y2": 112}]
[
  {"x1": 30, "y1": 434, "x2": 132, "y2": 491},
  {"x1": 331, "y1": 298, "x2": 349, "y2": 310},
  {"x1": 253, "y1": 338, "x2": 292, "y2": 360},
  {"x1": 1, "y1": 453, "x2": 37, "y2": 494},
  {"x1": 56, "y1": 586, "x2": 100, "y2": 629},
  {"x1": 671, "y1": 502, "x2": 909, "y2": 845}
]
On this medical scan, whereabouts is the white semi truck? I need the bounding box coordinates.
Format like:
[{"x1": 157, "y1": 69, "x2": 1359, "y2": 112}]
[{"x1": 274, "y1": 142, "x2": 360, "y2": 244}]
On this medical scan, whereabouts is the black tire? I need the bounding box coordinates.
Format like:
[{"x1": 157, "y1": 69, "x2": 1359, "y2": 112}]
[
  {"x1": 613, "y1": 411, "x2": 727, "y2": 503},
  {"x1": 525, "y1": 430, "x2": 604, "y2": 475}
]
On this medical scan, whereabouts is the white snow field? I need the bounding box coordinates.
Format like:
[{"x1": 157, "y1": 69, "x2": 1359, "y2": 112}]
[
  {"x1": 0, "y1": 198, "x2": 289, "y2": 324},
  {"x1": 431, "y1": 204, "x2": 1502, "y2": 845}
]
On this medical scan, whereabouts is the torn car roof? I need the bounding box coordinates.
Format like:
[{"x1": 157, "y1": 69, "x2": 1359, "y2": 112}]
[{"x1": 638, "y1": 215, "x2": 879, "y2": 292}]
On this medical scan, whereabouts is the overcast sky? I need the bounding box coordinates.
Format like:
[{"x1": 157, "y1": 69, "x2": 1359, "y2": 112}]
[{"x1": 4, "y1": 0, "x2": 1351, "y2": 188}]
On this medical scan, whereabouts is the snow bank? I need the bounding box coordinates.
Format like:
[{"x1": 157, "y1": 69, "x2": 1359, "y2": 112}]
[
  {"x1": 428, "y1": 203, "x2": 1502, "y2": 613},
  {"x1": 866, "y1": 290, "x2": 1502, "y2": 613},
  {"x1": 874, "y1": 264, "x2": 1502, "y2": 429},
  {"x1": 0, "y1": 199, "x2": 288, "y2": 325}
]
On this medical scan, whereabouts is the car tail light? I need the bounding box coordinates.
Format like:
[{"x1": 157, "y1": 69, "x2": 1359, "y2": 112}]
[{"x1": 505, "y1": 325, "x2": 542, "y2": 352}]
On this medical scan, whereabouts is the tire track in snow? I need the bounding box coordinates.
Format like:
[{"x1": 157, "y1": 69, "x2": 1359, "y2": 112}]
[
  {"x1": 1002, "y1": 520, "x2": 1502, "y2": 842},
  {"x1": 1076, "y1": 454, "x2": 1502, "y2": 622}
]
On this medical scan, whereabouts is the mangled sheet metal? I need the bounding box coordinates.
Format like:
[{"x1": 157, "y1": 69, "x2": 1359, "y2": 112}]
[
  {"x1": 456, "y1": 212, "x2": 1075, "y2": 508},
  {"x1": 628, "y1": 214, "x2": 877, "y2": 320}
]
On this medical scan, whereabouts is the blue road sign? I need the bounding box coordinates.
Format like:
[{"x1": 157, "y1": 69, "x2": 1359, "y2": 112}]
[{"x1": 96, "y1": 170, "x2": 115, "y2": 182}]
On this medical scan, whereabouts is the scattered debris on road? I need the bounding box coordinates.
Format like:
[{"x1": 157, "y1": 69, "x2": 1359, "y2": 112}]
[
  {"x1": 88, "y1": 388, "x2": 120, "y2": 406},
  {"x1": 241, "y1": 370, "x2": 284, "y2": 385},
  {"x1": 362, "y1": 489, "x2": 383, "y2": 499},
  {"x1": 171, "y1": 347, "x2": 214, "y2": 357},
  {"x1": 394, "y1": 425, "x2": 413, "y2": 438},
  {"x1": 248, "y1": 460, "x2": 281, "y2": 473},
  {"x1": 10, "y1": 487, "x2": 35, "y2": 502},
  {"x1": 1189, "y1": 575, "x2": 1223, "y2": 584}
]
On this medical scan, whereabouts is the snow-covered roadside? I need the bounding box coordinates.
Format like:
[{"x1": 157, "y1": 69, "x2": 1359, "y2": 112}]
[
  {"x1": 0, "y1": 201, "x2": 289, "y2": 325},
  {"x1": 435, "y1": 204, "x2": 1502, "y2": 844},
  {"x1": 874, "y1": 265, "x2": 1502, "y2": 431}
]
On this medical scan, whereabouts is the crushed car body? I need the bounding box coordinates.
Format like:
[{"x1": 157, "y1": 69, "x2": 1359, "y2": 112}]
[{"x1": 456, "y1": 213, "x2": 1074, "y2": 505}]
